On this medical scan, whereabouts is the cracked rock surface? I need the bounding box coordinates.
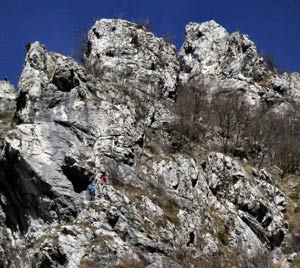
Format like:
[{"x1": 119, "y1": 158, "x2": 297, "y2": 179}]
[{"x1": 0, "y1": 19, "x2": 299, "y2": 268}]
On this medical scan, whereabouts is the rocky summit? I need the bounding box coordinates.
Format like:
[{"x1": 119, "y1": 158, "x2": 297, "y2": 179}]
[{"x1": 0, "y1": 19, "x2": 300, "y2": 268}]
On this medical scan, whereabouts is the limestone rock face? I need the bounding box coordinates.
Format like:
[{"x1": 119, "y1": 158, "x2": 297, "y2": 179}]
[
  {"x1": 0, "y1": 18, "x2": 299, "y2": 268},
  {"x1": 179, "y1": 20, "x2": 300, "y2": 108},
  {"x1": 0, "y1": 81, "x2": 16, "y2": 138},
  {"x1": 179, "y1": 21, "x2": 264, "y2": 82},
  {"x1": 2, "y1": 40, "x2": 148, "y2": 233},
  {"x1": 204, "y1": 153, "x2": 287, "y2": 249},
  {"x1": 85, "y1": 19, "x2": 180, "y2": 99}
]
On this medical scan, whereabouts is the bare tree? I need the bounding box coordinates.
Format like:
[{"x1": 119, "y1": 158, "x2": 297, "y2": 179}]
[
  {"x1": 271, "y1": 104, "x2": 300, "y2": 175},
  {"x1": 172, "y1": 80, "x2": 300, "y2": 175},
  {"x1": 173, "y1": 80, "x2": 211, "y2": 145},
  {"x1": 246, "y1": 102, "x2": 300, "y2": 174},
  {"x1": 210, "y1": 91, "x2": 251, "y2": 154},
  {"x1": 135, "y1": 18, "x2": 153, "y2": 32},
  {"x1": 72, "y1": 29, "x2": 89, "y2": 65}
]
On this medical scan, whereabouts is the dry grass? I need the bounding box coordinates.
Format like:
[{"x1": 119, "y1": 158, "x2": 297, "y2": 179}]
[
  {"x1": 156, "y1": 196, "x2": 180, "y2": 227},
  {"x1": 117, "y1": 257, "x2": 147, "y2": 268},
  {"x1": 259, "y1": 71, "x2": 273, "y2": 88},
  {"x1": 79, "y1": 259, "x2": 98, "y2": 268},
  {"x1": 90, "y1": 235, "x2": 113, "y2": 247},
  {"x1": 112, "y1": 180, "x2": 180, "y2": 227},
  {"x1": 174, "y1": 248, "x2": 241, "y2": 268}
]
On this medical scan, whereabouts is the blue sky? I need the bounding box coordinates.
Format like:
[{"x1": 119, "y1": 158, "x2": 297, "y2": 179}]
[{"x1": 1, "y1": 0, "x2": 300, "y2": 86}]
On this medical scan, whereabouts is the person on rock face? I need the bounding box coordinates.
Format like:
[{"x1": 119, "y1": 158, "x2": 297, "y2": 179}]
[
  {"x1": 99, "y1": 171, "x2": 108, "y2": 196},
  {"x1": 88, "y1": 184, "x2": 96, "y2": 200}
]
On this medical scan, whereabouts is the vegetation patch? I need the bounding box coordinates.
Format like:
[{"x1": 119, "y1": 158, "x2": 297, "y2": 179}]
[
  {"x1": 117, "y1": 257, "x2": 147, "y2": 268},
  {"x1": 157, "y1": 196, "x2": 180, "y2": 227},
  {"x1": 259, "y1": 71, "x2": 273, "y2": 88},
  {"x1": 172, "y1": 79, "x2": 300, "y2": 176}
]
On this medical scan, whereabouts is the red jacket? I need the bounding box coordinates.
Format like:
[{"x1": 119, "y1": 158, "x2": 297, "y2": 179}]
[{"x1": 100, "y1": 176, "x2": 107, "y2": 185}]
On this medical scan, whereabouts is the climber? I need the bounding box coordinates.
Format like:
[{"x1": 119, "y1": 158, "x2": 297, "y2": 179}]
[
  {"x1": 99, "y1": 171, "x2": 108, "y2": 196},
  {"x1": 88, "y1": 183, "x2": 96, "y2": 200}
]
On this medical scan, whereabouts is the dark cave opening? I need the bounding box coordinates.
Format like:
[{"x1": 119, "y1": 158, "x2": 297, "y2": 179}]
[
  {"x1": 107, "y1": 213, "x2": 119, "y2": 228},
  {"x1": 61, "y1": 162, "x2": 93, "y2": 193},
  {"x1": 191, "y1": 177, "x2": 198, "y2": 187},
  {"x1": 16, "y1": 90, "x2": 27, "y2": 112},
  {"x1": 187, "y1": 232, "x2": 195, "y2": 246},
  {"x1": 172, "y1": 182, "x2": 179, "y2": 190}
]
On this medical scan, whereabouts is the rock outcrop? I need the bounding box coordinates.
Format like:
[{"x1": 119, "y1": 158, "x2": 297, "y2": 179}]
[
  {"x1": 85, "y1": 19, "x2": 179, "y2": 99},
  {"x1": 179, "y1": 20, "x2": 300, "y2": 108},
  {"x1": 0, "y1": 18, "x2": 299, "y2": 268}
]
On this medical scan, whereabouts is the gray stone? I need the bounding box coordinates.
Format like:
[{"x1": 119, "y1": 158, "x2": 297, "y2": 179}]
[{"x1": 0, "y1": 18, "x2": 298, "y2": 268}]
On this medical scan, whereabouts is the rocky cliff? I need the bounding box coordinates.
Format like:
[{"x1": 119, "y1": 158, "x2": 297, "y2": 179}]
[{"x1": 0, "y1": 19, "x2": 299, "y2": 268}]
